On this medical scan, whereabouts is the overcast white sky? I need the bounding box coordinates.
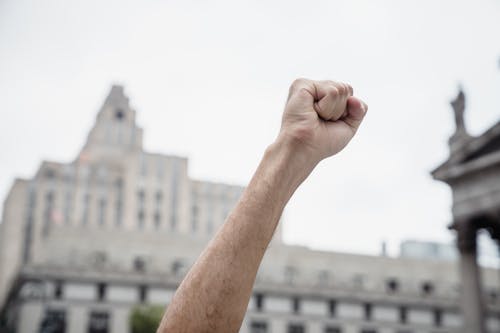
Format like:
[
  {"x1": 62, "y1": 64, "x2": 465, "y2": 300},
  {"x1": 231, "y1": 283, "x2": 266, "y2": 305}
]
[{"x1": 1, "y1": 0, "x2": 499, "y2": 257}]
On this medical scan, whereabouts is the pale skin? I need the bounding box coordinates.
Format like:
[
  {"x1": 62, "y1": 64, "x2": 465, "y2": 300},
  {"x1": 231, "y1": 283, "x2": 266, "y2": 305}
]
[{"x1": 157, "y1": 78, "x2": 368, "y2": 333}]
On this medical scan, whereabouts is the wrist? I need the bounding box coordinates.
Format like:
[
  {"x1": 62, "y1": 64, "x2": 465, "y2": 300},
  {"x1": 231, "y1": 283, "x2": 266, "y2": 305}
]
[
  {"x1": 272, "y1": 133, "x2": 320, "y2": 169},
  {"x1": 264, "y1": 134, "x2": 318, "y2": 189}
]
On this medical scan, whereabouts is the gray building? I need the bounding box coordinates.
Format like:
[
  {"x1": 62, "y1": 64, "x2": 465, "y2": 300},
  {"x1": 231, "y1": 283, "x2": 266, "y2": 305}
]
[
  {"x1": 1, "y1": 86, "x2": 499, "y2": 333},
  {"x1": 432, "y1": 88, "x2": 500, "y2": 333}
]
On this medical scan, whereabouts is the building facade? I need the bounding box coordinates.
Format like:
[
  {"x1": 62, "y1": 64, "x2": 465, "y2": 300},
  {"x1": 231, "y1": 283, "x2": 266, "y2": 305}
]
[
  {"x1": 1, "y1": 86, "x2": 499, "y2": 333},
  {"x1": 432, "y1": 88, "x2": 500, "y2": 332}
]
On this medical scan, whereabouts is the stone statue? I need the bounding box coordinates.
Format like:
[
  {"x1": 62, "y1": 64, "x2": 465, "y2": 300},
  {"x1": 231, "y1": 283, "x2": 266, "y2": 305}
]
[{"x1": 451, "y1": 88, "x2": 466, "y2": 134}]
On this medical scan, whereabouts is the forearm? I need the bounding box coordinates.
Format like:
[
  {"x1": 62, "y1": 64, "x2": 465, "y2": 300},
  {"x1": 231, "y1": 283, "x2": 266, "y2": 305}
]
[
  {"x1": 156, "y1": 78, "x2": 367, "y2": 333},
  {"x1": 157, "y1": 137, "x2": 315, "y2": 333}
]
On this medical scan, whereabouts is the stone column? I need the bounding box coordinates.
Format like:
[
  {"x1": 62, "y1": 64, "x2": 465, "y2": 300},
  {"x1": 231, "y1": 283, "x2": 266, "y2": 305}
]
[{"x1": 456, "y1": 220, "x2": 485, "y2": 333}]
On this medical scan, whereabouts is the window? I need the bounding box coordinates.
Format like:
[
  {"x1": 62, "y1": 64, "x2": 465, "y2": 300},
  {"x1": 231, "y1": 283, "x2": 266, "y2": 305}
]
[
  {"x1": 115, "y1": 109, "x2": 125, "y2": 120},
  {"x1": 434, "y1": 308, "x2": 442, "y2": 327},
  {"x1": 115, "y1": 199, "x2": 123, "y2": 226},
  {"x1": 137, "y1": 210, "x2": 145, "y2": 229},
  {"x1": 154, "y1": 190, "x2": 162, "y2": 228},
  {"x1": 157, "y1": 158, "x2": 165, "y2": 179},
  {"x1": 98, "y1": 198, "x2": 107, "y2": 226},
  {"x1": 133, "y1": 257, "x2": 146, "y2": 273},
  {"x1": 23, "y1": 188, "x2": 36, "y2": 263},
  {"x1": 170, "y1": 212, "x2": 178, "y2": 231},
  {"x1": 292, "y1": 297, "x2": 301, "y2": 314},
  {"x1": 97, "y1": 283, "x2": 107, "y2": 302},
  {"x1": 45, "y1": 169, "x2": 56, "y2": 179},
  {"x1": 139, "y1": 285, "x2": 147, "y2": 303},
  {"x1": 116, "y1": 122, "x2": 123, "y2": 144},
  {"x1": 92, "y1": 251, "x2": 107, "y2": 268},
  {"x1": 155, "y1": 191, "x2": 163, "y2": 203},
  {"x1": 154, "y1": 212, "x2": 161, "y2": 229},
  {"x1": 137, "y1": 190, "x2": 145, "y2": 228},
  {"x1": 137, "y1": 190, "x2": 145, "y2": 202},
  {"x1": 206, "y1": 199, "x2": 214, "y2": 235},
  {"x1": 250, "y1": 321, "x2": 268, "y2": 333},
  {"x1": 317, "y1": 270, "x2": 329, "y2": 285},
  {"x1": 324, "y1": 327, "x2": 341, "y2": 333},
  {"x1": 172, "y1": 260, "x2": 185, "y2": 276},
  {"x1": 39, "y1": 309, "x2": 66, "y2": 333},
  {"x1": 421, "y1": 281, "x2": 434, "y2": 296},
  {"x1": 82, "y1": 194, "x2": 90, "y2": 226},
  {"x1": 54, "y1": 280, "x2": 63, "y2": 299},
  {"x1": 364, "y1": 303, "x2": 372, "y2": 321},
  {"x1": 399, "y1": 306, "x2": 407, "y2": 324},
  {"x1": 489, "y1": 290, "x2": 498, "y2": 303},
  {"x1": 353, "y1": 274, "x2": 365, "y2": 289},
  {"x1": 64, "y1": 191, "x2": 72, "y2": 225},
  {"x1": 191, "y1": 205, "x2": 199, "y2": 233},
  {"x1": 88, "y1": 311, "x2": 110, "y2": 333},
  {"x1": 386, "y1": 278, "x2": 399, "y2": 293},
  {"x1": 255, "y1": 293, "x2": 264, "y2": 312},
  {"x1": 328, "y1": 299, "x2": 337, "y2": 317},
  {"x1": 139, "y1": 154, "x2": 147, "y2": 177},
  {"x1": 284, "y1": 266, "x2": 297, "y2": 284},
  {"x1": 115, "y1": 179, "x2": 123, "y2": 226},
  {"x1": 288, "y1": 324, "x2": 305, "y2": 333},
  {"x1": 170, "y1": 161, "x2": 179, "y2": 230},
  {"x1": 43, "y1": 191, "x2": 55, "y2": 236}
]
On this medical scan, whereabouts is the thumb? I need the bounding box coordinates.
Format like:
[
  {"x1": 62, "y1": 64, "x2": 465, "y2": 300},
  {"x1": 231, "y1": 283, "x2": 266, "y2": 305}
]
[{"x1": 342, "y1": 96, "x2": 368, "y2": 132}]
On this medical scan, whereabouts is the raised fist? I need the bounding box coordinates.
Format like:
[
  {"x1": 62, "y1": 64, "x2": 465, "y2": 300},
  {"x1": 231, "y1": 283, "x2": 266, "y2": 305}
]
[{"x1": 279, "y1": 78, "x2": 368, "y2": 162}]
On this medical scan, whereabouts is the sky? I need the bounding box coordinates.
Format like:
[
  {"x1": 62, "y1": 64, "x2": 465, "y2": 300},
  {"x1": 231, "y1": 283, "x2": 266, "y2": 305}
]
[{"x1": 0, "y1": 0, "x2": 499, "y2": 258}]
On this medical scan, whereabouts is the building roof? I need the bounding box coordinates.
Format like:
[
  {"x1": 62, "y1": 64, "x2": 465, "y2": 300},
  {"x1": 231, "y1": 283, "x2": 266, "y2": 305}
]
[{"x1": 431, "y1": 88, "x2": 500, "y2": 183}]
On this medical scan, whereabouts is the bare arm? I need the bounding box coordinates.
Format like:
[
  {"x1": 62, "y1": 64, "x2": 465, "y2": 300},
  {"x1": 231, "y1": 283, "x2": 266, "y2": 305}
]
[{"x1": 157, "y1": 79, "x2": 368, "y2": 333}]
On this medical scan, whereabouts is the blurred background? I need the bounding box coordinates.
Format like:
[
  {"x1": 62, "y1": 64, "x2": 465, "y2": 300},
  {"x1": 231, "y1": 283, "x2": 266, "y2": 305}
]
[{"x1": 0, "y1": 1, "x2": 499, "y2": 333}]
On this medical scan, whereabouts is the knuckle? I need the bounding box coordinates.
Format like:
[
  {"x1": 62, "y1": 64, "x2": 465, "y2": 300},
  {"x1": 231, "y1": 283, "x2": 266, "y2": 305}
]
[
  {"x1": 343, "y1": 84, "x2": 350, "y2": 95},
  {"x1": 296, "y1": 87, "x2": 311, "y2": 99},
  {"x1": 335, "y1": 84, "x2": 345, "y2": 95},
  {"x1": 326, "y1": 86, "x2": 339, "y2": 98},
  {"x1": 290, "y1": 78, "x2": 308, "y2": 91}
]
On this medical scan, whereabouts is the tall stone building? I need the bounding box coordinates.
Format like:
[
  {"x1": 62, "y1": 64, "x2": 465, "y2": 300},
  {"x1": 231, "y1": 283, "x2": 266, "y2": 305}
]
[
  {"x1": 0, "y1": 86, "x2": 499, "y2": 333},
  {"x1": 0, "y1": 85, "x2": 246, "y2": 331}
]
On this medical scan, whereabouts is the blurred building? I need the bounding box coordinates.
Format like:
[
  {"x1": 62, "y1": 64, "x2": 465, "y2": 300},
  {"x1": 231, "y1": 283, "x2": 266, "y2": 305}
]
[
  {"x1": 1, "y1": 86, "x2": 499, "y2": 333},
  {"x1": 432, "y1": 88, "x2": 500, "y2": 333}
]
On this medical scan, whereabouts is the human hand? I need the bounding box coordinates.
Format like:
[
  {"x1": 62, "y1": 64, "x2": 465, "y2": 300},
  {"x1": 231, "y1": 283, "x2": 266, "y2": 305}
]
[{"x1": 278, "y1": 78, "x2": 368, "y2": 164}]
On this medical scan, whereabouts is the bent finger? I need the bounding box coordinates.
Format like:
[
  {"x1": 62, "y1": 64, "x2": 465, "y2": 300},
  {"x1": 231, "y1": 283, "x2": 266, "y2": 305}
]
[
  {"x1": 343, "y1": 96, "x2": 368, "y2": 131},
  {"x1": 315, "y1": 81, "x2": 351, "y2": 121}
]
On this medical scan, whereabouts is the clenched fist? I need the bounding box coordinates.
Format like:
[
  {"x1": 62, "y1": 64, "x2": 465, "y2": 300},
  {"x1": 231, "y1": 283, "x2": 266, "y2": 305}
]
[{"x1": 278, "y1": 78, "x2": 368, "y2": 163}]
